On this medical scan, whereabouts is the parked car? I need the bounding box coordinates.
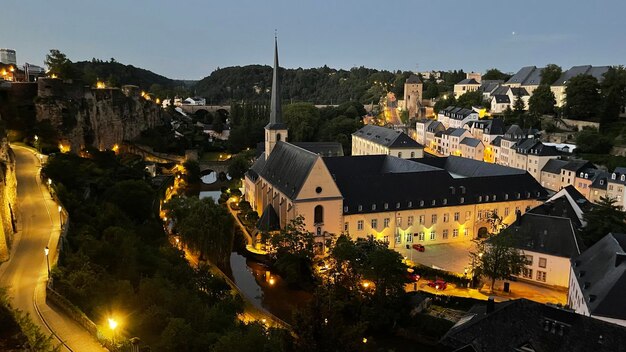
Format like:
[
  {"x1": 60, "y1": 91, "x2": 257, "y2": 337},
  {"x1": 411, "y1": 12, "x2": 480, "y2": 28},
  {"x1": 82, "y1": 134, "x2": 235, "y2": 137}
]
[
  {"x1": 427, "y1": 279, "x2": 447, "y2": 290},
  {"x1": 412, "y1": 244, "x2": 425, "y2": 252},
  {"x1": 406, "y1": 273, "x2": 421, "y2": 282}
]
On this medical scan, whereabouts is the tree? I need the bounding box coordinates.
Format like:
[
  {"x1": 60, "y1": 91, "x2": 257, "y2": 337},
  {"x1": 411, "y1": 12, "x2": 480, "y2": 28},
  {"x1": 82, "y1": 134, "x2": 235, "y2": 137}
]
[
  {"x1": 106, "y1": 180, "x2": 155, "y2": 223},
  {"x1": 469, "y1": 233, "x2": 529, "y2": 292},
  {"x1": 582, "y1": 196, "x2": 626, "y2": 246},
  {"x1": 434, "y1": 95, "x2": 456, "y2": 113},
  {"x1": 164, "y1": 197, "x2": 234, "y2": 266},
  {"x1": 599, "y1": 66, "x2": 626, "y2": 125},
  {"x1": 283, "y1": 103, "x2": 321, "y2": 142},
  {"x1": 44, "y1": 49, "x2": 78, "y2": 79},
  {"x1": 564, "y1": 74, "x2": 601, "y2": 120},
  {"x1": 513, "y1": 93, "x2": 526, "y2": 115},
  {"x1": 540, "y1": 64, "x2": 562, "y2": 85},
  {"x1": 482, "y1": 68, "x2": 511, "y2": 81},
  {"x1": 183, "y1": 160, "x2": 201, "y2": 183},
  {"x1": 575, "y1": 128, "x2": 613, "y2": 154},
  {"x1": 227, "y1": 152, "x2": 253, "y2": 180},
  {"x1": 269, "y1": 216, "x2": 315, "y2": 287},
  {"x1": 528, "y1": 84, "x2": 556, "y2": 115},
  {"x1": 456, "y1": 91, "x2": 483, "y2": 109},
  {"x1": 423, "y1": 83, "x2": 440, "y2": 100}
]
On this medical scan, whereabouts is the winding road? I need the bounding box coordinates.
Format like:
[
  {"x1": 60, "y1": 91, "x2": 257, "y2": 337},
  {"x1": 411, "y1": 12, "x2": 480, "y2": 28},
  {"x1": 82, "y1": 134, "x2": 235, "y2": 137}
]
[{"x1": 0, "y1": 146, "x2": 106, "y2": 352}]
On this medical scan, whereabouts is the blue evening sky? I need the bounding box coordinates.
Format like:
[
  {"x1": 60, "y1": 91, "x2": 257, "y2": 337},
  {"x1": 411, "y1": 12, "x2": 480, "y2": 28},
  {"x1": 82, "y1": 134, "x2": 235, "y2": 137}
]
[{"x1": 1, "y1": 0, "x2": 624, "y2": 79}]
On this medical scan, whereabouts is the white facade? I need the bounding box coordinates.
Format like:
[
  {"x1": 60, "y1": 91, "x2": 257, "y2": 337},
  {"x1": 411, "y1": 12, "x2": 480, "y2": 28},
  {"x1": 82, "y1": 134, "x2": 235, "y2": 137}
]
[
  {"x1": 518, "y1": 251, "x2": 571, "y2": 288},
  {"x1": 0, "y1": 49, "x2": 17, "y2": 65}
]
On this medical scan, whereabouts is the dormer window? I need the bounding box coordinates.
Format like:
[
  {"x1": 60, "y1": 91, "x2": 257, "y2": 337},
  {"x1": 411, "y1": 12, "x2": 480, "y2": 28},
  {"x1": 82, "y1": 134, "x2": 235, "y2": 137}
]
[
  {"x1": 478, "y1": 196, "x2": 483, "y2": 202},
  {"x1": 505, "y1": 193, "x2": 509, "y2": 200},
  {"x1": 384, "y1": 203, "x2": 389, "y2": 210},
  {"x1": 358, "y1": 205, "x2": 363, "y2": 212},
  {"x1": 408, "y1": 201, "x2": 412, "y2": 208},
  {"x1": 580, "y1": 172, "x2": 584, "y2": 177},
  {"x1": 460, "y1": 197, "x2": 464, "y2": 203},
  {"x1": 600, "y1": 180, "x2": 605, "y2": 185},
  {"x1": 344, "y1": 206, "x2": 348, "y2": 212},
  {"x1": 431, "y1": 200, "x2": 436, "y2": 206},
  {"x1": 372, "y1": 204, "x2": 376, "y2": 211},
  {"x1": 396, "y1": 202, "x2": 401, "y2": 209},
  {"x1": 585, "y1": 173, "x2": 588, "y2": 179},
  {"x1": 621, "y1": 175, "x2": 625, "y2": 182},
  {"x1": 419, "y1": 200, "x2": 424, "y2": 207},
  {"x1": 486, "y1": 195, "x2": 490, "y2": 201},
  {"x1": 443, "y1": 198, "x2": 447, "y2": 205},
  {"x1": 612, "y1": 173, "x2": 617, "y2": 180}
]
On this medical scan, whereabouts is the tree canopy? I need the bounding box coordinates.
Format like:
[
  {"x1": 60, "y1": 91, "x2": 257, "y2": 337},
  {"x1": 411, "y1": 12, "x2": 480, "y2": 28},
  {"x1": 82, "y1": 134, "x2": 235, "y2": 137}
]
[
  {"x1": 469, "y1": 233, "x2": 529, "y2": 292},
  {"x1": 528, "y1": 84, "x2": 556, "y2": 115},
  {"x1": 540, "y1": 64, "x2": 562, "y2": 85},
  {"x1": 564, "y1": 74, "x2": 601, "y2": 120},
  {"x1": 582, "y1": 196, "x2": 626, "y2": 246},
  {"x1": 482, "y1": 68, "x2": 511, "y2": 81}
]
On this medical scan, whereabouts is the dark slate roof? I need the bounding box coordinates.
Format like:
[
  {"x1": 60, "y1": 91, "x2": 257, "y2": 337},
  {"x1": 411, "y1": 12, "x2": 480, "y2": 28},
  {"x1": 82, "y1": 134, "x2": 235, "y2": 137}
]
[
  {"x1": 323, "y1": 155, "x2": 545, "y2": 215},
  {"x1": 406, "y1": 74, "x2": 422, "y2": 84},
  {"x1": 444, "y1": 127, "x2": 469, "y2": 138},
  {"x1": 292, "y1": 142, "x2": 344, "y2": 157},
  {"x1": 542, "y1": 158, "x2": 568, "y2": 174},
  {"x1": 246, "y1": 152, "x2": 267, "y2": 181},
  {"x1": 478, "y1": 80, "x2": 503, "y2": 93},
  {"x1": 485, "y1": 118, "x2": 505, "y2": 135},
  {"x1": 553, "y1": 65, "x2": 610, "y2": 86},
  {"x1": 257, "y1": 204, "x2": 280, "y2": 232},
  {"x1": 441, "y1": 298, "x2": 626, "y2": 352},
  {"x1": 457, "y1": 78, "x2": 480, "y2": 85},
  {"x1": 590, "y1": 171, "x2": 610, "y2": 190},
  {"x1": 510, "y1": 87, "x2": 530, "y2": 96},
  {"x1": 521, "y1": 67, "x2": 543, "y2": 86},
  {"x1": 427, "y1": 121, "x2": 445, "y2": 133},
  {"x1": 491, "y1": 85, "x2": 510, "y2": 96},
  {"x1": 505, "y1": 66, "x2": 537, "y2": 85},
  {"x1": 490, "y1": 136, "x2": 502, "y2": 147},
  {"x1": 460, "y1": 137, "x2": 481, "y2": 147},
  {"x1": 571, "y1": 233, "x2": 626, "y2": 321},
  {"x1": 352, "y1": 125, "x2": 423, "y2": 149},
  {"x1": 492, "y1": 94, "x2": 510, "y2": 104},
  {"x1": 561, "y1": 185, "x2": 592, "y2": 212},
  {"x1": 508, "y1": 212, "x2": 581, "y2": 257},
  {"x1": 562, "y1": 159, "x2": 594, "y2": 172},
  {"x1": 258, "y1": 142, "x2": 318, "y2": 199},
  {"x1": 514, "y1": 139, "x2": 560, "y2": 156}
]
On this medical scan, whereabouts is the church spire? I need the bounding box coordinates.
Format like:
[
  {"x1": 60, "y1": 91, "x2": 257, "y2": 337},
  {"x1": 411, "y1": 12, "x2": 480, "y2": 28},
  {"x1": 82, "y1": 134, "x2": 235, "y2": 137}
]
[{"x1": 266, "y1": 36, "x2": 286, "y2": 130}]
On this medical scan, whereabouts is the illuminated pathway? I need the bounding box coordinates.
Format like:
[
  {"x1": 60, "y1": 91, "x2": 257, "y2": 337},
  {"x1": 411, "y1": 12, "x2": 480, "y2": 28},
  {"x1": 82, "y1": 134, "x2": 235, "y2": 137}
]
[{"x1": 0, "y1": 145, "x2": 106, "y2": 352}]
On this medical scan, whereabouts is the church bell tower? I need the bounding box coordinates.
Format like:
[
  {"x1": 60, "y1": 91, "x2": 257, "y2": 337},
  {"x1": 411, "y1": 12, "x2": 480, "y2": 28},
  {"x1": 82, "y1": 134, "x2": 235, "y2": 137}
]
[{"x1": 265, "y1": 37, "x2": 288, "y2": 159}]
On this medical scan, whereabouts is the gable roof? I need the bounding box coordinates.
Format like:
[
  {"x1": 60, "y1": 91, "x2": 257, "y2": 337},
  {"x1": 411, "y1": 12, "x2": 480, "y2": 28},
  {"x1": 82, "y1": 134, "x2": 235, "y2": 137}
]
[
  {"x1": 508, "y1": 212, "x2": 581, "y2": 258},
  {"x1": 553, "y1": 65, "x2": 610, "y2": 86},
  {"x1": 492, "y1": 94, "x2": 510, "y2": 104},
  {"x1": 353, "y1": 125, "x2": 423, "y2": 149},
  {"x1": 510, "y1": 87, "x2": 530, "y2": 96},
  {"x1": 441, "y1": 298, "x2": 626, "y2": 352},
  {"x1": 406, "y1": 74, "x2": 422, "y2": 84},
  {"x1": 257, "y1": 204, "x2": 280, "y2": 232},
  {"x1": 258, "y1": 142, "x2": 318, "y2": 199},
  {"x1": 324, "y1": 155, "x2": 545, "y2": 215},
  {"x1": 542, "y1": 159, "x2": 568, "y2": 174},
  {"x1": 506, "y1": 66, "x2": 537, "y2": 85},
  {"x1": 571, "y1": 233, "x2": 626, "y2": 321},
  {"x1": 460, "y1": 137, "x2": 482, "y2": 148},
  {"x1": 491, "y1": 136, "x2": 502, "y2": 147},
  {"x1": 457, "y1": 78, "x2": 480, "y2": 85}
]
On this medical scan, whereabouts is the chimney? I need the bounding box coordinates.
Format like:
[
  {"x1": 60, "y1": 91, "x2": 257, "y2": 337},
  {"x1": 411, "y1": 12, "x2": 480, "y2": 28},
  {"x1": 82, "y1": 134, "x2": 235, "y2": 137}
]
[
  {"x1": 616, "y1": 253, "x2": 626, "y2": 267},
  {"x1": 487, "y1": 296, "x2": 495, "y2": 314}
]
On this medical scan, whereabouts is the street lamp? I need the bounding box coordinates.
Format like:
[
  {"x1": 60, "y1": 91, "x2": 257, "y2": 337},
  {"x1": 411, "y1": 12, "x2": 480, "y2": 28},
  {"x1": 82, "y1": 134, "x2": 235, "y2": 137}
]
[
  {"x1": 44, "y1": 246, "x2": 50, "y2": 278},
  {"x1": 108, "y1": 318, "x2": 118, "y2": 345},
  {"x1": 58, "y1": 205, "x2": 63, "y2": 227}
]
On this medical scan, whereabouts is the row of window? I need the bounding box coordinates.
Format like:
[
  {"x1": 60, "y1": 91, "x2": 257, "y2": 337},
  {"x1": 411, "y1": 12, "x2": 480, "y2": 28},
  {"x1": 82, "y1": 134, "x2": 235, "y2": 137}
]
[
  {"x1": 349, "y1": 211, "x2": 472, "y2": 231},
  {"x1": 522, "y1": 268, "x2": 547, "y2": 282}
]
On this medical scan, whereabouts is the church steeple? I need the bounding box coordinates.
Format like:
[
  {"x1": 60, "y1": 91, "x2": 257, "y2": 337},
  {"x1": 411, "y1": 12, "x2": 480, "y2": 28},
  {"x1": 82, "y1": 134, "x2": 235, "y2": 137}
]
[
  {"x1": 265, "y1": 36, "x2": 288, "y2": 159},
  {"x1": 266, "y1": 36, "x2": 286, "y2": 130}
]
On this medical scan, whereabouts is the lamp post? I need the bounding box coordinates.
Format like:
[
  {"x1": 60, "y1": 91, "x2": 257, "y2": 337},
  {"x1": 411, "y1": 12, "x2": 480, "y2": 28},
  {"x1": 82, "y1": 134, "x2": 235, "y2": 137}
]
[
  {"x1": 44, "y1": 246, "x2": 50, "y2": 278},
  {"x1": 108, "y1": 318, "x2": 118, "y2": 345},
  {"x1": 58, "y1": 205, "x2": 63, "y2": 227}
]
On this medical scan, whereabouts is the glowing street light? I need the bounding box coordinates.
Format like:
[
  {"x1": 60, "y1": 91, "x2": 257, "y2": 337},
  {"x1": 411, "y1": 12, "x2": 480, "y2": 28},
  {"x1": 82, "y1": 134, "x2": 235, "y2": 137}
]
[
  {"x1": 58, "y1": 205, "x2": 63, "y2": 226},
  {"x1": 44, "y1": 246, "x2": 50, "y2": 278},
  {"x1": 108, "y1": 318, "x2": 118, "y2": 344},
  {"x1": 268, "y1": 277, "x2": 276, "y2": 286}
]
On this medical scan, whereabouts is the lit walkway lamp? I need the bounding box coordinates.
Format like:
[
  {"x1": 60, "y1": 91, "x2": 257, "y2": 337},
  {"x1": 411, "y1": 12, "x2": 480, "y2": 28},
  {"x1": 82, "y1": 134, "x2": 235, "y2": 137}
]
[
  {"x1": 108, "y1": 318, "x2": 118, "y2": 345},
  {"x1": 44, "y1": 246, "x2": 50, "y2": 278},
  {"x1": 58, "y1": 205, "x2": 63, "y2": 226}
]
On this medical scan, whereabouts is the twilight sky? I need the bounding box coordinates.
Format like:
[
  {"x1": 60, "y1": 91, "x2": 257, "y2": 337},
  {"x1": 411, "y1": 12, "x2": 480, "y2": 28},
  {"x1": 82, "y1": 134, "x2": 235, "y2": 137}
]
[{"x1": 2, "y1": 0, "x2": 624, "y2": 80}]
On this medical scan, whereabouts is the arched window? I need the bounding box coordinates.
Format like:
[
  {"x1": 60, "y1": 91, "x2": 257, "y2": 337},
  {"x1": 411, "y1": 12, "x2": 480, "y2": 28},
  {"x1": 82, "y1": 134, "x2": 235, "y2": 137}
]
[
  {"x1": 277, "y1": 133, "x2": 282, "y2": 141},
  {"x1": 314, "y1": 205, "x2": 324, "y2": 224}
]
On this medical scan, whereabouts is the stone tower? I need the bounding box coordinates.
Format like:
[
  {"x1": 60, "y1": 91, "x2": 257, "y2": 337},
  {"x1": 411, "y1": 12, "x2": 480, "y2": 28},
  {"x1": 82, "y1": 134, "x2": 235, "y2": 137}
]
[
  {"x1": 404, "y1": 74, "x2": 423, "y2": 118},
  {"x1": 265, "y1": 37, "x2": 288, "y2": 159}
]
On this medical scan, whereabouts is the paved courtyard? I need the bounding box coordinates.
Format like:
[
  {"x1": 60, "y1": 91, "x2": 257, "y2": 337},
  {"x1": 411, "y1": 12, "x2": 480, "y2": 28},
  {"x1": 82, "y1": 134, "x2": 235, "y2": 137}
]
[{"x1": 394, "y1": 240, "x2": 476, "y2": 274}]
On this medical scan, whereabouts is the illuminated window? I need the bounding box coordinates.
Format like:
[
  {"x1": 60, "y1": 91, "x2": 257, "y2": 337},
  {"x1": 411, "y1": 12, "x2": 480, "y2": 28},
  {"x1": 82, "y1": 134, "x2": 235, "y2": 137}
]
[
  {"x1": 357, "y1": 220, "x2": 364, "y2": 230},
  {"x1": 371, "y1": 219, "x2": 378, "y2": 229},
  {"x1": 406, "y1": 233, "x2": 413, "y2": 243},
  {"x1": 452, "y1": 229, "x2": 459, "y2": 237},
  {"x1": 430, "y1": 231, "x2": 436, "y2": 240},
  {"x1": 383, "y1": 218, "x2": 390, "y2": 228},
  {"x1": 418, "y1": 232, "x2": 424, "y2": 241},
  {"x1": 463, "y1": 228, "x2": 469, "y2": 236},
  {"x1": 408, "y1": 216, "x2": 414, "y2": 226},
  {"x1": 396, "y1": 217, "x2": 402, "y2": 227},
  {"x1": 442, "y1": 229, "x2": 448, "y2": 239},
  {"x1": 454, "y1": 212, "x2": 460, "y2": 221},
  {"x1": 419, "y1": 215, "x2": 425, "y2": 224},
  {"x1": 431, "y1": 214, "x2": 437, "y2": 224}
]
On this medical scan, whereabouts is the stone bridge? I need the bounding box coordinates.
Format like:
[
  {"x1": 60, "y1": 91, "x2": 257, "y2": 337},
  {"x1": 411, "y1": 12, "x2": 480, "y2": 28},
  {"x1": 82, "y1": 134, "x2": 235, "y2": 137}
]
[
  {"x1": 178, "y1": 105, "x2": 231, "y2": 115},
  {"x1": 199, "y1": 160, "x2": 231, "y2": 175}
]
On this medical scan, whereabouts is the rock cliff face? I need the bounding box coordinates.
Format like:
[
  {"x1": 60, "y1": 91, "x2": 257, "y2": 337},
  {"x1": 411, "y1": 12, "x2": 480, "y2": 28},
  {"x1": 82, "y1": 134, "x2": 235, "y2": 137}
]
[
  {"x1": 34, "y1": 78, "x2": 162, "y2": 151},
  {"x1": 0, "y1": 136, "x2": 17, "y2": 262}
]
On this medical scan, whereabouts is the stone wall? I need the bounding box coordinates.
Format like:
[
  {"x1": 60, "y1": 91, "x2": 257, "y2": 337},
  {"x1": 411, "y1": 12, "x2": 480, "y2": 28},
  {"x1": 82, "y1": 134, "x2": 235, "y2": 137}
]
[
  {"x1": 0, "y1": 137, "x2": 17, "y2": 262},
  {"x1": 34, "y1": 79, "x2": 163, "y2": 151}
]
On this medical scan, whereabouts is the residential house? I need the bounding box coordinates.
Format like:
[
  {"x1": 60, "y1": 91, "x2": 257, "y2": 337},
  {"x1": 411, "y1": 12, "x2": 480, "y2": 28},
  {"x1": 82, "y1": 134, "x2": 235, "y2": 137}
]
[
  {"x1": 511, "y1": 139, "x2": 560, "y2": 182},
  {"x1": 541, "y1": 159, "x2": 568, "y2": 192},
  {"x1": 490, "y1": 94, "x2": 510, "y2": 114},
  {"x1": 606, "y1": 167, "x2": 626, "y2": 208},
  {"x1": 415, "y1": 118, "x2": 435, "y2": 146},
  {"x1": 459, "y1": 137, "x2": 484, "y2": 161},
  {"x1": 560, "y1": 160, "x2": 596, "y2": 190},
  {"x1": 425, "y1": 120, "x2": 446, "y2": 152},
  {"x1": 352, "y1": 124, "x2": 424, "y2": 159},
  {"x1": 551, "y1": 65, "x2": 610, "y2": 107},
  {"x1": 569, "y1": 232, "x2": 626, "y2": 327},
  {"x1": 507, "y1": 186, "x2": 587, "y2": 288},
  {"x1": 183, "y1": 96, "x2": 206, "y2": 105},
  {"x1": 485, "y1": 136, "x2": 501, "y2": 164},
  {"x1": 574, "y1": 168, "x2": 602, "y2": 200},
  {"x1": 589, "y1": 171, "x2": 610, "y2": 204},
  {"x1": 436, "y1": 128, "x2": 472, "y2": 156},
  {"x1": 438, "y1": 106, "x2": 479, "y2": 129},
  {"x1": 497, "y1": 125, "x2": 525, "y2": 167},
  {"x1": 478, "y1": 80, "x2": 503, "y2": 102},
  {"x1": 453, "y1": 78, "x2": 481, "y2": 98}
]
